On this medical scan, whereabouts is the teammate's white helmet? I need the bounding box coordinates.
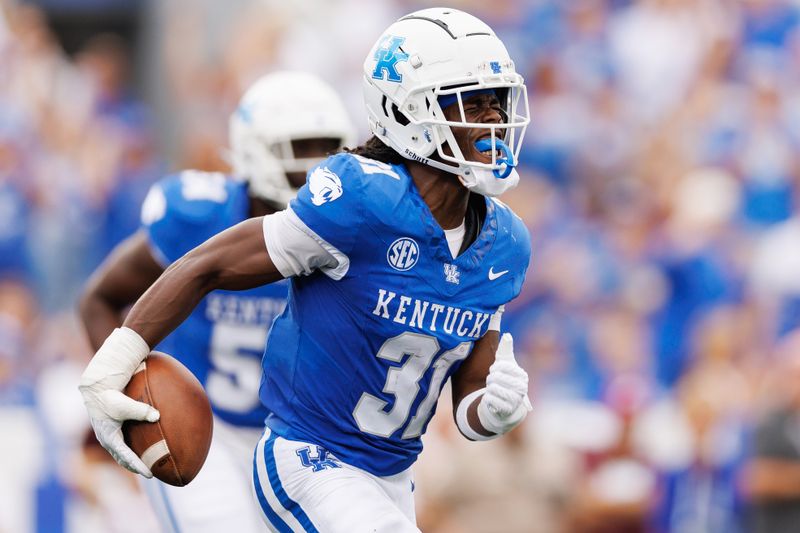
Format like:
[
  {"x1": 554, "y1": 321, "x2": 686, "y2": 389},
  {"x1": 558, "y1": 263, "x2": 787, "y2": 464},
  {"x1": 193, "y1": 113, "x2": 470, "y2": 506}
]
[
  {"x1": 363, "y1": 8, "x2": 530, "y2": 197},
  {"x1": 229, "y1": 71, "x2": 355, "y2": 206}
]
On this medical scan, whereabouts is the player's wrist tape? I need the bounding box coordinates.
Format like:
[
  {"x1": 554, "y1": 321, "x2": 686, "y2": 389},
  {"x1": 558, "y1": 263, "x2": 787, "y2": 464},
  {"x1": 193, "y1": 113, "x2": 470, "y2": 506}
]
[
  {"x1": 477, "y1": 396, "x2": 528, "y2": 436},
  {"x1": 80, "y1": 327, "x2": 151, "y2": 389},
  {"x1": 455, "y1": 388, "x2": 501, "y2": 441}
]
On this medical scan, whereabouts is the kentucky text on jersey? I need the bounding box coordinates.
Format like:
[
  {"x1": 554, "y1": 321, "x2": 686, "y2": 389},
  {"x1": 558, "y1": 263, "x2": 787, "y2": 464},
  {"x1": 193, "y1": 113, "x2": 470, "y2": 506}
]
[{"x1": 372, "y1": 289, "x2": 491, "y2": 338}]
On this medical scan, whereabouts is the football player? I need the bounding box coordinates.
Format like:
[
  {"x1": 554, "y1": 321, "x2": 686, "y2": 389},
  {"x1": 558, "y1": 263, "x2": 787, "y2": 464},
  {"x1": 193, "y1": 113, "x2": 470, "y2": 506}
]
[
  {"x1": 78, "y1": 71, "x2": 354, "y2": 532},
  {"x1": 79, "y1": 8, "x2": 533, "y2": 532}
]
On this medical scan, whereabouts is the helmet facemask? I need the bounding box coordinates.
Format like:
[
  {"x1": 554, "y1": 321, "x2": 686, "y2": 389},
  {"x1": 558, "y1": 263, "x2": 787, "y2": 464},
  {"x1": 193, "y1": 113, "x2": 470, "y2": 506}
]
[
  {"x1": 267, "y1": 136, "x2": 345, "y2": 177},
  {"x1": 428, "y1": 80, "x2": 528, "y2": 184},
  {"x1": 375, "y1": 72, "x2": 529, "y2": 197}
]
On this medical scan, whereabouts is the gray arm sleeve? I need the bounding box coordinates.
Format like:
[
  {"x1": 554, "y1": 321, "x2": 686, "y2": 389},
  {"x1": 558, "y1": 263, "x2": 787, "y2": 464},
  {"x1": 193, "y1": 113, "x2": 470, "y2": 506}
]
[{"x1": 261, "y1": 207, "x2": 351, "y2": 280}]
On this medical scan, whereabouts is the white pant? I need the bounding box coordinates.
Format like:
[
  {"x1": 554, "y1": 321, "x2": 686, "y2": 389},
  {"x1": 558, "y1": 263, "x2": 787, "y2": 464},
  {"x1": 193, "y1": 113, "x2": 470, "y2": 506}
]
[
  {"x1": 141, "y1": 417, "x2": 264, "y2": 533},
  {"x1": 252, "y1": 427, "x2": 420, "y2": 533}
]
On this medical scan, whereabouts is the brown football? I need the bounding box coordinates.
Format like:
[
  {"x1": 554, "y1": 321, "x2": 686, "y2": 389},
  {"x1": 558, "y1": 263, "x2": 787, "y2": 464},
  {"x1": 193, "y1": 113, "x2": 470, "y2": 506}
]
[{"x1": 122, "y1": 352, "x2": 213, "y2": 486}]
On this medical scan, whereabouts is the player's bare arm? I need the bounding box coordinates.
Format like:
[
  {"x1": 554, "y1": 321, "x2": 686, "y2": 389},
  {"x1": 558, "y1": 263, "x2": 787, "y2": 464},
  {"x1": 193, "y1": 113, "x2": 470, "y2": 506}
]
[
  {"x1": 451, "y1": 329, "x2": 500, "y2": 437},
  {"x1": 78, "y1": 231, "x2": 164, "y2": 351},
  {"x1": 79, "y1": 217, "x2": 281, "y2": 477},
  {"x1": 124, "y1": 217, "x2": 281, "y2": 348}
]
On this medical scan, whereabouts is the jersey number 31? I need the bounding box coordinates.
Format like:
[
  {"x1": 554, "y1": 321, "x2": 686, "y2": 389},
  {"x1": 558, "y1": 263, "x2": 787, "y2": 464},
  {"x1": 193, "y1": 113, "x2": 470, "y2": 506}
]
[{"x1": 353, "y1": 332, "x2": 472, "y2": 440}]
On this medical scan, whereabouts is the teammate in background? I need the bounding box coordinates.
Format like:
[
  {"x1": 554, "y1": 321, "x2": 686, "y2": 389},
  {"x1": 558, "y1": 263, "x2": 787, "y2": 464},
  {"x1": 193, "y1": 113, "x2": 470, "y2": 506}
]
[
  {"x1": 79, "y1": 8, "x2": 533, "y2": 532},
  {"x1": 78, "y1": 71, "x2": 354, "y2": 532}
]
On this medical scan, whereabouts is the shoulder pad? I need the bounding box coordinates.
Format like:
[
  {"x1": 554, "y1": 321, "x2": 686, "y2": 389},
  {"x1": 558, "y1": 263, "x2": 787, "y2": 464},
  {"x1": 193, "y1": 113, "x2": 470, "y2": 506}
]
[
  {"x1": 153, "y1": 170, "x2": 241, "y2": 225},
  {"x1": 141, "y1": 170, "x2": 246, "y2": 265},
  {"x1": 346, "y1": 153, "x2": 404, "y2": 181}
]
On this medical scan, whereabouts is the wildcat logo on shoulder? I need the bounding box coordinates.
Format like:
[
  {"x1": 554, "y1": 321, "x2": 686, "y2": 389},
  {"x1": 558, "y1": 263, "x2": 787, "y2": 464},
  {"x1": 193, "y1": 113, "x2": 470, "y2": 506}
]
[{"x1": 309, "y1": 166, "x2": 343, "y2": 206}]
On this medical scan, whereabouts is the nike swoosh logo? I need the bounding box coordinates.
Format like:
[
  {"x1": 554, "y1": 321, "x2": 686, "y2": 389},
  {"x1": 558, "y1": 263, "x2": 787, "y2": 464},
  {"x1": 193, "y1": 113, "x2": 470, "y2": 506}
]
[{"x1": 488, "y1": 267, "x2": 509, "y2": 280}]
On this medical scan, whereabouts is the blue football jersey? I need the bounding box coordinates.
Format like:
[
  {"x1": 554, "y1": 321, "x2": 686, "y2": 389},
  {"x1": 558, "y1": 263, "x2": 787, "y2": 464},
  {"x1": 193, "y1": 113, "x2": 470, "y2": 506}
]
[
  {"x1": 141, "y1": 170, "x2": 288, "y2": 427},
  {"x1": 260, "y1": 153, "x2": 531, "y2": 475}
]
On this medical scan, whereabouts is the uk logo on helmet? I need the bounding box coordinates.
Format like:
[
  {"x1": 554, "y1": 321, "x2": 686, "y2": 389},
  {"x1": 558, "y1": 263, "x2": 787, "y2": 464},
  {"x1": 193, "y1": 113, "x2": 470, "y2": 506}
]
[
  {"x1": 236, "y1": 101, "x2": 254, "y2": 123},
  {"x1": 387, "y1": 237, "x2": 419, "y2": 271},
  {"x1": 372, "y1": 35, "x2": 409, "y2": 83},
  {"x1": 309, "y1": 166, "x2": 343, "y2": 206}
]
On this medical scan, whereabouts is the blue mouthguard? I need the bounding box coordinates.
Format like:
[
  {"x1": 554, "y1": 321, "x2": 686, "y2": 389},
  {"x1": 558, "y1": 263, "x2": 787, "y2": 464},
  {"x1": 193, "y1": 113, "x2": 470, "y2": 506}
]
[{"x1": 474, "y1": 138, "x2": 516, "y2": 179}]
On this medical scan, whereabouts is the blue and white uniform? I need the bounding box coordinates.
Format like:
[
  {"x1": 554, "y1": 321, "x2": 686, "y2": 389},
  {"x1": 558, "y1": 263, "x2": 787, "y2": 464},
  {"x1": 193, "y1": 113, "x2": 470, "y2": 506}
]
[
  {"x1": 256, "y1": 153, "x2": 530, "y2": 532},
  {"x1": 139, "y1": 170, "x2": 287, "y2": 533}
]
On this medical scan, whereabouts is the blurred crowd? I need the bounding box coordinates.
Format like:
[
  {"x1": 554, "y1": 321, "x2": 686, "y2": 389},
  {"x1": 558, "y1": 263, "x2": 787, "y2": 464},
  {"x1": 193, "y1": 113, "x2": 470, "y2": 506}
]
[{"x1": 4, "y1": 0, "x2": 800, "y2": 532}]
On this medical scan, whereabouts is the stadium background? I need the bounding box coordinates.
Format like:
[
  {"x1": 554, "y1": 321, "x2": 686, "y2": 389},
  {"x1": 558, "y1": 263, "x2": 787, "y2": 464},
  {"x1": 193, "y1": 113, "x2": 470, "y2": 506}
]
[{"x1": 3, "y1": 0, "x2": 800, "y2": 531}]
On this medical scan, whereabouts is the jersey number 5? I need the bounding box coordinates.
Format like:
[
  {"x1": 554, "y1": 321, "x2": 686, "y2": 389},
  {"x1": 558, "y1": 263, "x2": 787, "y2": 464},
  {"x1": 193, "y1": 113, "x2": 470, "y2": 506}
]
[
  {"x1": 206, "y1": 323, "x2": 266, "y2": 413},
  {"x1": 353, "y1": 332, "x2": 472, "y2": 440}
]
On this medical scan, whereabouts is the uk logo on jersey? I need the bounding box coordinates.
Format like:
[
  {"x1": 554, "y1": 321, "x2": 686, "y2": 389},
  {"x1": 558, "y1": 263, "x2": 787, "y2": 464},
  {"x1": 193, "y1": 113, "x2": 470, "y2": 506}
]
[
  {"x1": 372, "y1": 35, "x2": 409, "y2": 83},
  {"x1": 387, "y1": 237, "x2": 419, "y2": 271},
  {"x1": 444, "y1": 263, "x2": 460, "y2": 284},
  {"x1": 296, "y1": 446, "x2": 341, "y2": 472},
  {"x1": 309, "y1": 166, "x2": 343, "y2": 206}
]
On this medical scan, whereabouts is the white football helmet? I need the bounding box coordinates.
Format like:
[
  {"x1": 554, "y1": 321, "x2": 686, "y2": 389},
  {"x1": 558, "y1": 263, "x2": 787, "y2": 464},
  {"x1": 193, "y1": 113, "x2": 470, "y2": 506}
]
[
  {"x1": 362, "y1": 8, "x2": 530, "y2": 197},
  {"x1": 229, "y1": 71, "x2": 355, "y2": 206}
]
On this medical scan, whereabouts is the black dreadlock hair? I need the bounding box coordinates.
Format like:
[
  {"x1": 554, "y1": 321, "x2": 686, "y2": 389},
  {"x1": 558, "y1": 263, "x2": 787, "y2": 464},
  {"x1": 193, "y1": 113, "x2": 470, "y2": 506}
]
[{"x1": 343, "y1": 135, "x2": 406, "y2": 165}]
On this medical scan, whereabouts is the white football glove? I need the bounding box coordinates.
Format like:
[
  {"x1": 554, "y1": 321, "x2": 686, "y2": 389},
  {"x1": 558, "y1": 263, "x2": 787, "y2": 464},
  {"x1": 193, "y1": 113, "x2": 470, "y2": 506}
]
[
  {"x1": 78, "y1": 327, "x2": 160, "y2": 477},
  {"x1": 477, "y1": 333, "x2": 532, "y2": 435}
]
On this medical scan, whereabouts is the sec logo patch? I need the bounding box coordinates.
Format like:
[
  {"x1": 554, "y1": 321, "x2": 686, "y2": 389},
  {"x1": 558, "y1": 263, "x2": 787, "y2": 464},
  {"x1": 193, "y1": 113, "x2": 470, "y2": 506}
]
[{"x1": 387, "y1": 237, "x2": 419, "y2": 271}]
